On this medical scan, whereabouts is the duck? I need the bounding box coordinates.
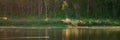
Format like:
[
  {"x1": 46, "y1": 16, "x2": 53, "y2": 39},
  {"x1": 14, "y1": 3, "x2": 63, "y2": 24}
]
[{"x1": 61, "y1": 18, "x2": 72, "y2": 24}]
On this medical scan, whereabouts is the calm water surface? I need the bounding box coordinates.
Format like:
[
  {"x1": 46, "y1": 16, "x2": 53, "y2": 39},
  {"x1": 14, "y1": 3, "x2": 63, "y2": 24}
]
[{"x1": 0, "y1": 27, "x2": 120, "y2": 40}]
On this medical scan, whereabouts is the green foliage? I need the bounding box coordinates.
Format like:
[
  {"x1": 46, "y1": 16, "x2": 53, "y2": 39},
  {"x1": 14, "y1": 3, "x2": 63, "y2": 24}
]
[
  {"x1": 0, "y1": 18, "x2": 120, "y2": 26},
  {"x1": 0, "y1": 0, "x2": 120, "y2": 18},
  {"x1": 0, "y1": 0, "x2": 120, "y2": 26}
]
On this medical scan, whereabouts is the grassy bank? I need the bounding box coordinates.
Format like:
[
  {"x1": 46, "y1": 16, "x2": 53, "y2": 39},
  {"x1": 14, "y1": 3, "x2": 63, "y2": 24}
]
[{"x1": 0, "y1": 18, "x2": 120, "y2": 27}]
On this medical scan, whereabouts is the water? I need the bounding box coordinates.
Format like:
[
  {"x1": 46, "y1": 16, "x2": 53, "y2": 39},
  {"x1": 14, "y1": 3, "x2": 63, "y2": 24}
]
[{"x1": 0, "y1": 27, "x2": 120, "y2": 40}]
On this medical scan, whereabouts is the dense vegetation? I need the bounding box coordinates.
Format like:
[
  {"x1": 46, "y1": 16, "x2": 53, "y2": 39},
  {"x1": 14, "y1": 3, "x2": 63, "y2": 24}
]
[
  {"x1": 0, "y1": 0, "x2": 120, "y2": 18},
  {"x1": 0, "y1": 0, "x2": 120, "y2": 26},
  {"x1": 0, "y1": 18, "x2": 120, "y2": 26}
]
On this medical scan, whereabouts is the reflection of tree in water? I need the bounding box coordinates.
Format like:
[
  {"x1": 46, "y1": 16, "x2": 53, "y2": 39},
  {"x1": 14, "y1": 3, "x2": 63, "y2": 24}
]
[{"x1": 62, "y1": 18, "x2": 79, "y2": 40}]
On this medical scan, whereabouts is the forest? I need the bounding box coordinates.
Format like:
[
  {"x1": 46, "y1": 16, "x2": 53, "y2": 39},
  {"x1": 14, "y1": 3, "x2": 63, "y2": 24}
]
[
  {"x1": 0, "y1": 0, "x2": 120, "y2": 18},
  {"x1": 0, "y1": 0, "x2": 120, "y2": 26}
]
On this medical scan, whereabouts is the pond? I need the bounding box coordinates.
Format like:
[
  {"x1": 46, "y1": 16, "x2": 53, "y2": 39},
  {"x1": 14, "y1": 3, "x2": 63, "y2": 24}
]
[{"x1": 0, "y1": 27, "x2": 120, "y2": 40}]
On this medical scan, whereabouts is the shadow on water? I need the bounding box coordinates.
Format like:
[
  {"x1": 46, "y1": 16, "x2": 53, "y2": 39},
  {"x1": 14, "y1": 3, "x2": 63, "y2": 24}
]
[{"x1": 0, "y1": 27, "x2": 120, "y2": 40}]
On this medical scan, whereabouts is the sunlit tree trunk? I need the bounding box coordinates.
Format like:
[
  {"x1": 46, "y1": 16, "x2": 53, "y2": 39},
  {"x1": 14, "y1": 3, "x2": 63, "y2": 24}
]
[{"x1": 44, "y1": 0, "x2": 48, "y2": 20}]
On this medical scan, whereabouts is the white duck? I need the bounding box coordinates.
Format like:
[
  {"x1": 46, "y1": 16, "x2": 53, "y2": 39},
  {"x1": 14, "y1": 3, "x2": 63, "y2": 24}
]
[{"x1": 61, "y1": 18, "x2": 72, "y2": 24}]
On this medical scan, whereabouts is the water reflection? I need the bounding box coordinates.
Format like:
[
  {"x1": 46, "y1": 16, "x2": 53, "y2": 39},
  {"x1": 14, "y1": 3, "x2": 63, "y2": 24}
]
[
  {"x1": 62, "y1": 26, "x2": 79, "y2": 40},
  {"x1": 0, "y1": 27, "x2": 120, "y2": 40}
]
